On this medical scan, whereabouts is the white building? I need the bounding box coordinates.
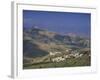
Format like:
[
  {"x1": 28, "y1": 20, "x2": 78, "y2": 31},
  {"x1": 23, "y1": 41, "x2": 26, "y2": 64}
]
[
  {"x1": 52, "y1": 57, "x2": 65, "y2": 62},
  {"x1": 66, "y1": 49, "x2": 72, "y2": 52},
  {"x1": 49, "y1": 51, "x2": 61, "y2": 56},
  {"x1": 69, "y1": 52, "x2": 83, "y2": 58},
  {"x1": 64, "y1": 55, "x2": 70, "y2": 59}
]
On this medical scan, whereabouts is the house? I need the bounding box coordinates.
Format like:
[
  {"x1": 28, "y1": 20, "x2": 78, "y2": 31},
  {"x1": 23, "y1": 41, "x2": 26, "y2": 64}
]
[
  {"x1": 69, "y1": 52, "x2": 83, "y2": 58},
  {"x1": 49, "y1": 51, "x2": 62, "y2": 56},
  {"x1": 66, "y1": 49, "x2": 72, "y2": 52},
  {"x1": 79, "y1": 54, "x2": 83, "y2": 57},
  {"x1": 52, "y1": 57, "x2": 65, "y2": 62},
  {"x1": 64, "y1": 55, "x2": 70, "y2": 59}
]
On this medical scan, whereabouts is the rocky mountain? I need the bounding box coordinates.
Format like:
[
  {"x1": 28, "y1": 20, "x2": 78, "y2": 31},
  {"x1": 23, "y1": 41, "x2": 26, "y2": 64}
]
[{"x1": 23, "y1": 26, "x2": 90, "y2": 58}]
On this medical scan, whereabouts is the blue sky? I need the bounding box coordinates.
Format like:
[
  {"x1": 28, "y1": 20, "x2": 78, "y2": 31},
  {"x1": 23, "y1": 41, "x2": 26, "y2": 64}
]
[{"x1": 23, "y1": 10, "x2": 91, "y2": 37}]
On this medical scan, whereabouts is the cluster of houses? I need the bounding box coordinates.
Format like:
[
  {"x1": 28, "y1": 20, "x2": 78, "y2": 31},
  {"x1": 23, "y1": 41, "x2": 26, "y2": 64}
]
[
  {"x1": 29, "y1": 48, "x2": 86, "y2": 64},
  {"x1": 49, "y1": 49, "x2": 83, "y2": 62}
]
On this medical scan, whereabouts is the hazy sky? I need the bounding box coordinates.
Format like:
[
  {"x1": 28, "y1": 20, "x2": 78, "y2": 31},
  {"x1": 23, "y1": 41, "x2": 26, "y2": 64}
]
[{"x1": 23, "y1": 10, "x2": 91, "y2": 37}]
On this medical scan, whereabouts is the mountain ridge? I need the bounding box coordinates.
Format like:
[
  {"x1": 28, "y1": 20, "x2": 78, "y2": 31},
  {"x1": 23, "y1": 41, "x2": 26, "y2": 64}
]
[{"x1": 23, "y1": 26, "x2": 90, "y2": 58}]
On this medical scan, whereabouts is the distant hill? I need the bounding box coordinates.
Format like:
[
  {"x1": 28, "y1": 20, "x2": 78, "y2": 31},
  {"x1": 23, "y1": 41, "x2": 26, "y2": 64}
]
[{"x1": 23, "y1": 26, "x2": 90, "y2": 58}]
